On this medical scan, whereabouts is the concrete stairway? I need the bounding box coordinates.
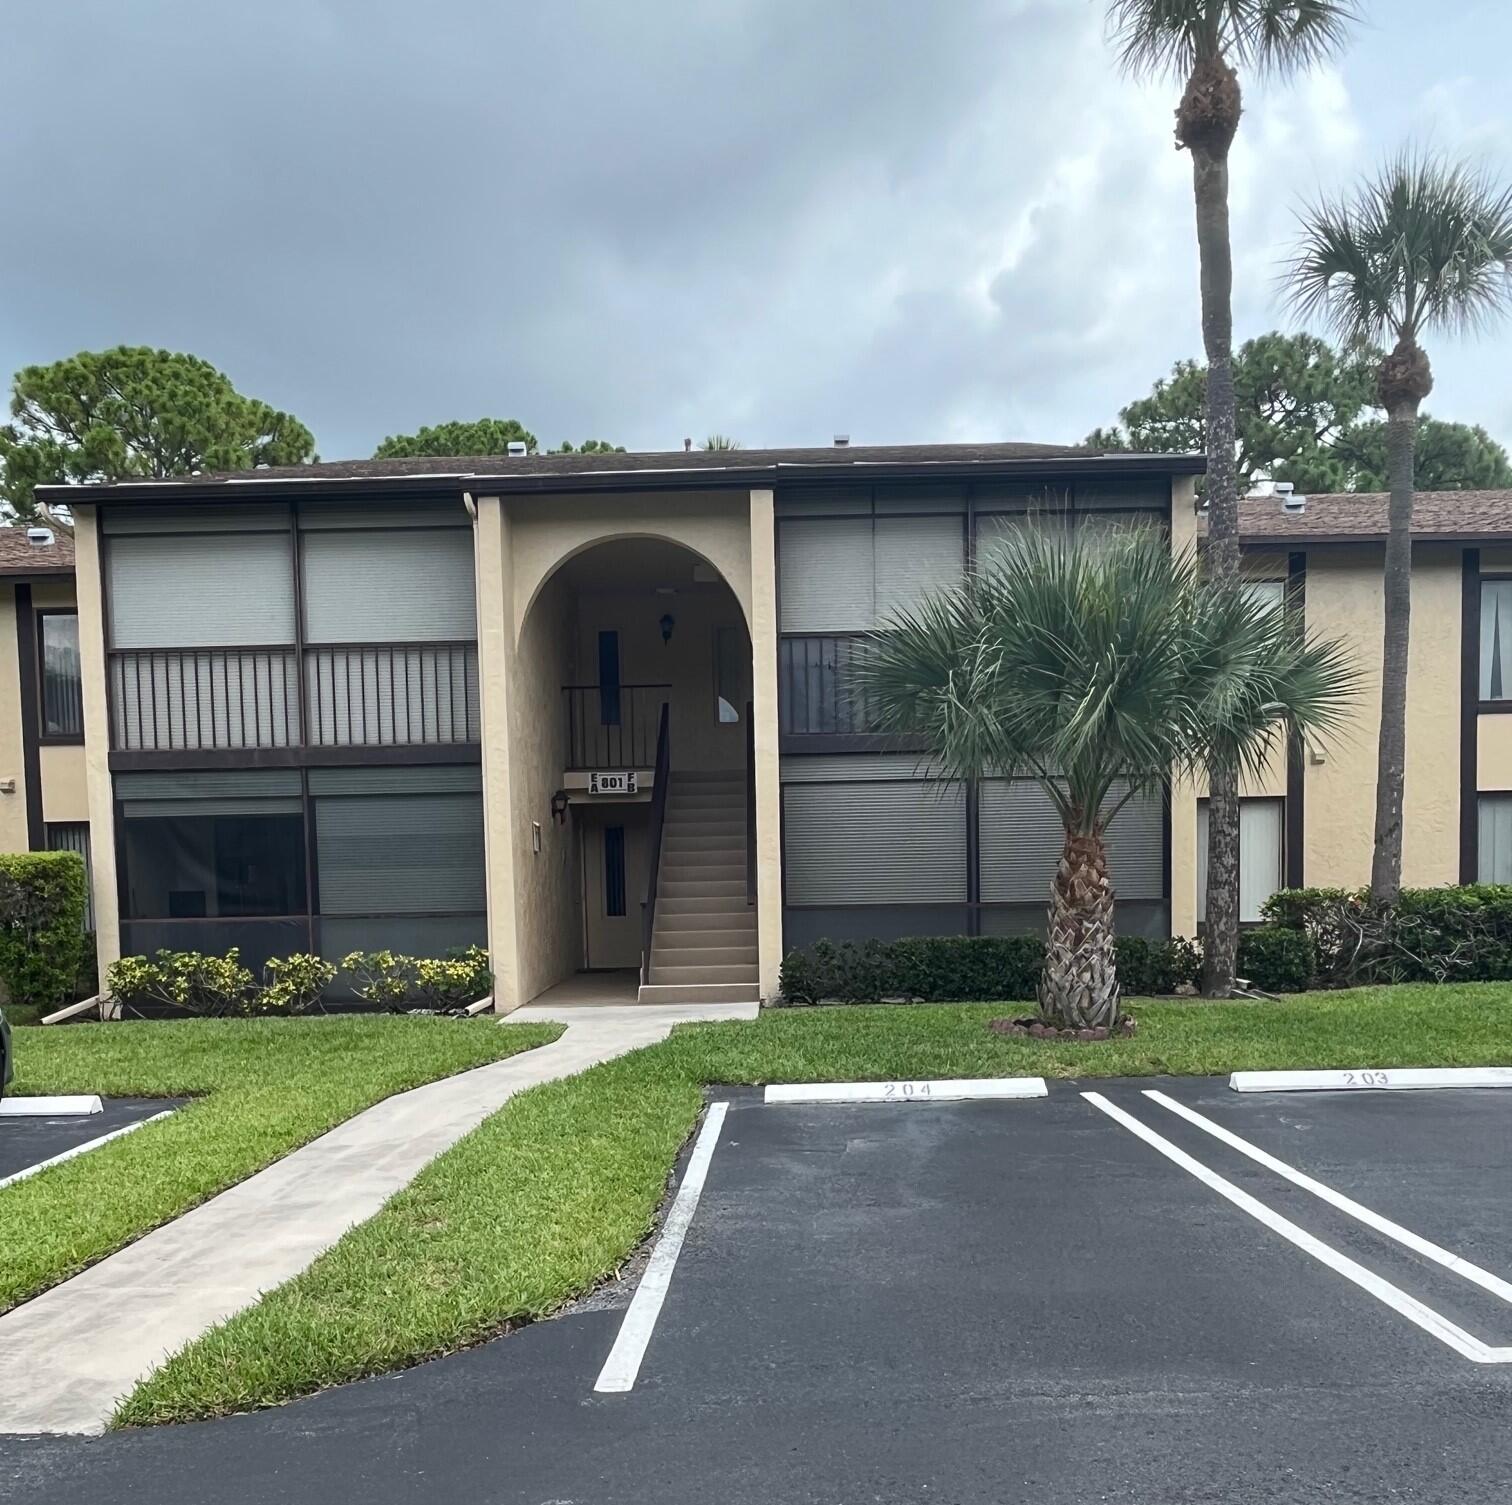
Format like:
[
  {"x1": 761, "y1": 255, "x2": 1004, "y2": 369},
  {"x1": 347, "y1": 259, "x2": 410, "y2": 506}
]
[{"x1": 637, "y1": 770, "x2": 760, "y2": 1004}]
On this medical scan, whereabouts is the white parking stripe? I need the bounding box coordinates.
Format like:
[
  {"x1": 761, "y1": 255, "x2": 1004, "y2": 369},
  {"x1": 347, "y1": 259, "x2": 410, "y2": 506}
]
[
  {"x1": 1143, "y1": 1089, "x2": 1512, "y2": 1307},
  {"x1": 0, "y1": 1111, "x2": 174, "y2": 1192},
  {"x1": 765, "y1": 1078, "x2": 1046, "y2": 1105},
  {"x1": 595, "y1": 1100, "x2": 729, "y2": 1394},
  {"x1": 1082, "y1": 1092, "x2": 1512, "y2": 1365}
]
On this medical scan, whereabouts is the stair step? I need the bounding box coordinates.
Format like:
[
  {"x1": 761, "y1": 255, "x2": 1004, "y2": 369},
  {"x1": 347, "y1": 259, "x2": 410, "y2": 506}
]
[
  {"x1": 647, "y1": 962, "x2": 760, "y2": 985},
  {"x1": 652, "y1": 943, "x2": 759, "y2": 968},
  {"x1": 663, "y1": 821, "x2": 746, "y2": 840},
  {"x1": 651, "y1": 926, "x2": 758, "y2": 948},
  {"x1": 659, "y1": 878, "x2": 747, "y2": 898},
  {"x1": 659, "y1": 862, "x2": 746, "y2": 884},
  {"x1": 672, "y1": 769, "x2": 746, "y2": 782},
  {"x1": 654, "y1": 909, "x2": 756, "y2": 932},
  {"x1": 636, "y1": 982, "x2": 762, "y2": 1005},
  {"x1": 662, "y1": 832, "x2": 748, "y2": 852},
  {"x1": 660, "y1": 845, "x2": 746, "y2": 865}
]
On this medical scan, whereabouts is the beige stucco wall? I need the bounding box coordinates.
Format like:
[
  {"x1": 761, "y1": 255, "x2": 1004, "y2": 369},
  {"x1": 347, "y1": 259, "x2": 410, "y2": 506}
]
[
  {"x1": 73, "y1": 507, "x2": 120, "y2": 980},
  {"x1": 29, "y1": 580, "x2": 88, "y2": 825},
  {"x1": 748, "y1": 487, "x2": 784, "y2": 999},
  {"x1": 1301, "y1": 543, "x2": 1460, "y2": 890},
  {"x1": 1167, "y1": 478, "x2": 1201, "y2": 937},
  {"x1": 508, "y1": 563, "x2": 582, "y2": 1003}
]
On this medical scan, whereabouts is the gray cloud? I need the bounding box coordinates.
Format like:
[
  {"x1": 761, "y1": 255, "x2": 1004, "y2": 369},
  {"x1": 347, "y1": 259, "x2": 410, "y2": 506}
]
[{"x1": 2, "y1": 0, "x2": 1509, "y2": 459}]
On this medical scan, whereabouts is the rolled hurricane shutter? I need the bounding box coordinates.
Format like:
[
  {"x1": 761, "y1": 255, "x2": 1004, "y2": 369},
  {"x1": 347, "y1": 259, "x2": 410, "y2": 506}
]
[
  {"x1": 781, "y1": 780, "x2": 967, "y2": 905},
  {"x1": 778, "y1": 518, "x2": 875, "y2": 633}
]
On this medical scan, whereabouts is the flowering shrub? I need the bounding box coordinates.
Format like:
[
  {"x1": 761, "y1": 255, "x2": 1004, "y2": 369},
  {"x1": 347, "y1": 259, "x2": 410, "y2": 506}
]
[
  {"x1": 340, "y1": 950, "x2": 414, "y2": 1010},
  {"x1": 414, "y1": 946, "x2": 494, "y2": 1009},
  {"x1": 106, "y1": 949, "x2": 256, "y2": 1017},
  {"x1": 262, "y1": 954, "x2": 338, "y2": 1014}
]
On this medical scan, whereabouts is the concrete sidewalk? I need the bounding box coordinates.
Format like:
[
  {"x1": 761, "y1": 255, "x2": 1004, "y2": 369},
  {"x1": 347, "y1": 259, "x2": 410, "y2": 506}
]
[{"x1": 0, "y1": 1002, "x2": 756, "y2": 1435}]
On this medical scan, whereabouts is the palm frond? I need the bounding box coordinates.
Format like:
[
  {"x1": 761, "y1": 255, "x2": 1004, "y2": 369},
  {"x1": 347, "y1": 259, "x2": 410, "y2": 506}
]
[
  {"x1": 1107, "y1": 0, "x2": 1357, "y2": 81},
  {"x1": 854, "y1": 525, "x2": 1357, "y2": 839},
  {"x1": 1285, "y1": 149, "x2": 1512, "y2": 345}
]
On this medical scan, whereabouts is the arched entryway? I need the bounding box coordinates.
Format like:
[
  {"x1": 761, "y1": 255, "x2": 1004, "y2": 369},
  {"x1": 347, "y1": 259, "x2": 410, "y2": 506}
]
[{"x1": 508, "y1": 533, "x2": 758, "y2": 1006}]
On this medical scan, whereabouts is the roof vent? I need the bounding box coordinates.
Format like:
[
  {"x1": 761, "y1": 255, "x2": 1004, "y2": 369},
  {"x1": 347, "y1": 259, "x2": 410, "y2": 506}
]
[
  {"x1": 1274, "y1": 481, "x2": 1306, "y2": 513},
  {"x1": 26, "y1": 527, "x2": 55, "y2": 547},
  {"x1": 833, "y1": 434, "x2": 850, "y2": 447},
  {"x1": 506, "y1": 440, "x2": 528, "y2": 458}
]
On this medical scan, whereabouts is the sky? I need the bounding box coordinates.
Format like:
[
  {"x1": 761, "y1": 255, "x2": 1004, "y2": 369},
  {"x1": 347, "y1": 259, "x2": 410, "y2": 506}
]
[{"x1": 3, "y1": 0, "x2": 1510, "y2": 462}]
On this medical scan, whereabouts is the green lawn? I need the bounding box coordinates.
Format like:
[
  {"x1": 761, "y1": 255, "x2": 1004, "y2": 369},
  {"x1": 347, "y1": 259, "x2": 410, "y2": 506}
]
[
  {"x1": 116, "y1": 982, "x2": 1512, "y2": 1426},
  {"x1": 0, "y1": 1015, "x2": 560, "y2": 1315}
]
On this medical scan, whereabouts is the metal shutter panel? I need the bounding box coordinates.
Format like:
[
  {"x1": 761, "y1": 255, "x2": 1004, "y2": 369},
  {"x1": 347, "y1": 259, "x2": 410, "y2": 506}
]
[
  {"x1": 782, "y1": 781, "x2": 966, "y2": 904},
  {"x1": 115, "y1": 771, "x2": 302, "y2": 798},
  {"x1": 1480, "y1": 796, "x2": 1512, "y2": 883},
  {"x1": 778, "y1": 518, "x2": 874, "y2": 633},
  {"x1": 315, "y1": 792, "x2": 485, "y2": 915},
  {"x1": 302, "y1": 529, "x2": 476, "y2": 644},
  {"x1": 979, "y1": 780, "x2": 1063, "y2": 902},
  {"x1": 874, "y1": 516, "x2": 963, "y2": 621},
  {"x1": 109, "y1": 532, "x2": 294, "y2": 647},
  {"x1": 980, "y1": 779, "x2": 1164, "y2": 902},
  {"x1": 103, "y1": 504, "x2": 291, "y2": 534},
  {"x1": 781, "y1": 753, "x2": 946, "y2": 783}
]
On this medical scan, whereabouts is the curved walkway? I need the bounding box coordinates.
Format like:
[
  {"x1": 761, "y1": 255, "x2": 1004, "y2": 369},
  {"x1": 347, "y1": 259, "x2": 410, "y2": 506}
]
[{"x1": 0, "y1": 1001, "x2": 754, "y2": 1436}]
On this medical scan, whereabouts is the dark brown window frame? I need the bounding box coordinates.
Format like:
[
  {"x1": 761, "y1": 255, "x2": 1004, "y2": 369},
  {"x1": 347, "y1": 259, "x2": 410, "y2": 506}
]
[{"x1": 35, "y1": 605, "x2": 85, "y2": 746}]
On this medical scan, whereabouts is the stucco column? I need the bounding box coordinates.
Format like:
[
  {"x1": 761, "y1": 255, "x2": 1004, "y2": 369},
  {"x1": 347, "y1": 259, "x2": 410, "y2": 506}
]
[
  {"x1": 473, "y1": 495, "x2": 523, "y2": 1013},
  {"x1": 72, "y1": 507, "x2": 121, "y2": 1003},
  {"x1": 1167, "y1": 475, "x2": 1201, "y2": 939},
  {"x1": 748, "y1": 487, "x2": 784, "y2": 1000}
]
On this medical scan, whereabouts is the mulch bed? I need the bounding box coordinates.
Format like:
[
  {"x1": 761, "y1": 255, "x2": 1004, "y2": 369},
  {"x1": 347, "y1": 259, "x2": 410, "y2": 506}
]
[{"x1": 989, "y1": 1016, "x2": 1137, "y2": 1043}]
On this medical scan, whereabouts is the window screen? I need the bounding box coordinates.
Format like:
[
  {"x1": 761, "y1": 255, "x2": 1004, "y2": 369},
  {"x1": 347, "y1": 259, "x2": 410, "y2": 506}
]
[
  {"x1": 1197, "y1": 797, "x2": 1284, "y2": 923},
  {"x1": 1482, "y1": 580, "x2": 1512, "y2": 701},
  {"x1": 1479, "y1": 795, "x2": 1512, "y2": 883},
  {"x1": 39, "y1": 613, "x2": 84, "y2": 738}
]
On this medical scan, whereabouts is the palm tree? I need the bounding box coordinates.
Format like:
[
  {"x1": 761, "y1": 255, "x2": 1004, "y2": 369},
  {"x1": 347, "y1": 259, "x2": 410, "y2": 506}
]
[
  {"x1": 856, "y1": 527, "x2": 1355, "y2": 1029},
  {"x1": 1107, "y1": 0, "x2": 1356, "y2": 998},
  {"x1": 1286, "y1": 153, "x2": 1512, "y2": 905},
  {"x1": 704, "y1": 434, "x2": 742, "y2": 451}
]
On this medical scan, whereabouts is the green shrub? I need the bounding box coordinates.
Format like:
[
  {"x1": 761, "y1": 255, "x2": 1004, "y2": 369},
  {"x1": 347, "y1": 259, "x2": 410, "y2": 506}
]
[
  {"x1": 1260, "y1": 888, "x2": 1364, "y2": 984},
  {"x1": 340, "y1": 950, "x2": 414, "y2": 1011},
  {"x1": 262, "y1": 954, "x2": 339, "y2": 1015},
  {"x1": 778, "y1": 932, "x2": 1200, "y2": 1005},
  {"x1": 1237, "y1": 926, "x2": 1316, "y2": 993},
  {"x1": 1115, "y1": 935, "x2": 1203, "y2": 996},
  {"x1": 414, "y1": 946, "x2": 494, "y2": 1009},
  {"x1": 106, "y1": 949, "x2": 256, "y2": 1017},
  {"x1": 0, "y1": 851, "x2": 89, "y2": 1010}
]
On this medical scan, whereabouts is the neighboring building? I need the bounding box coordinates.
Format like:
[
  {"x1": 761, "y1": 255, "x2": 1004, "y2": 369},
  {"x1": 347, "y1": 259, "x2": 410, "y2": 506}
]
[
  {"x1": 0, "y1": 525, "x2": 92, "y2": 924},
  {"x1": 24, "y1": 448, "x2": 1512, "y2": 1010}
]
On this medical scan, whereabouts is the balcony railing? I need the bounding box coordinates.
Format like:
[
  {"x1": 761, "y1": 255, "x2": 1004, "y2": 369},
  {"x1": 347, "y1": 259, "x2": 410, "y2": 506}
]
[
  {"x1": 109, "y1": 642, "x2": 479, "y2": 753},
  {"x1": 563, "y1": 683, "x2": 669, "y2": 770},
  {"x1": 778, "y1": 635, "x2": 877, "y2": 736}
]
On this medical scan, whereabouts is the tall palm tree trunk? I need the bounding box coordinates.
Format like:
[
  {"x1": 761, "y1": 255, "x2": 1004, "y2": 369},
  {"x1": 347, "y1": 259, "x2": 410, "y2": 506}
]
[
  {"x1": 1040, "y1": 827, "x2": 1121, "y2": 1029},
  {"x1": 1370, "y1": 396, "x2": 1422, "y2": 904},
  {"x1": 1184, "y1": 55, "x2": 1243, "y2": 997}
]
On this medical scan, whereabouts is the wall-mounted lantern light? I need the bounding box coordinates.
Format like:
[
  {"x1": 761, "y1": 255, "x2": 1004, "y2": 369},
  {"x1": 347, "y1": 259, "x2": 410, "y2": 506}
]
[{"x1": 659, "y1": 612, "x2": 676, "y2": 645}]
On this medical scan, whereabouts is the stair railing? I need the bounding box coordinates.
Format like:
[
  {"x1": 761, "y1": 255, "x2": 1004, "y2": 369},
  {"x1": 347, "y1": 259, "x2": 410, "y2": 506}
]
[
  {"x1": 639, "y1": 701, "x2": 672, "y2": 989},
  {"x1": 745, "y1": 700, "x2": 756, "y2": 906}
]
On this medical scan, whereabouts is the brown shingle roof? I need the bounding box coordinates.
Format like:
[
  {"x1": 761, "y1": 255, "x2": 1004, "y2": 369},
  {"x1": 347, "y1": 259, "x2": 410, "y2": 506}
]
[
  {"x1": 36, "y1": 441, "x2": 1204, "y2": 505},
  {"x1": 1229, "y1": 489, "x2": 1512, "y2": 544},
  {"x1": 0, "y1": 525, "x2": 75, "y2": 577}
]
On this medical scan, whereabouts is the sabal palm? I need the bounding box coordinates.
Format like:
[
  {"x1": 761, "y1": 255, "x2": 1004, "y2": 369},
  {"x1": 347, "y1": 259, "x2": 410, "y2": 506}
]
[
  {"x1": 1287, "y1": 153, "x2": 1512, "y2": 904},
  {"x1": 1107, "y1": 0, "x2": 1356, "y2": 998},
  {"x1": 856, "y1": 527, "x2": 1355, "y2": 1029}
]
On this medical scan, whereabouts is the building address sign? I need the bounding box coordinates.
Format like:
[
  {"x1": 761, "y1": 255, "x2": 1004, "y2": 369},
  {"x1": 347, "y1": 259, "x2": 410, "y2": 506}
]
[{"x1": 589, "y1": 771, "x2": 638, "y2": 795}]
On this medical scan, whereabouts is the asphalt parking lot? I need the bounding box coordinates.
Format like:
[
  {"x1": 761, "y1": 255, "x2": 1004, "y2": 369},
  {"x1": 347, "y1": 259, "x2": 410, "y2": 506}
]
[
  {"x1": 0, "y1": 1098, "x2": 177, "y2": 1185},
  {"x1": 4, "y1": 1076, "x2": 1511, "y2": 1504}
]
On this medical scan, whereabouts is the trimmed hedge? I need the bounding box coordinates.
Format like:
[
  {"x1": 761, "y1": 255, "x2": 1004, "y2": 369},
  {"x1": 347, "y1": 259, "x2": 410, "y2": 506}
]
[
  {"x1": 0, "y1": 851, "x2": 88, "y2": 1011},
  {"x1": 778, "y1": 933, "x2": 1201, "y2": 1005},
  {"x1": 1236, "y1": 925, "x2": 1315, "y2": 993},
  {"x1": 1261, "y1": 884, "x2": 1512, "y2": 987}
]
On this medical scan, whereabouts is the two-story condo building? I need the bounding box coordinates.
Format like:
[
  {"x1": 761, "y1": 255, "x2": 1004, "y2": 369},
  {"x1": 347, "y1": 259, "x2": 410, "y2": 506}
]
[{"x1": 8, "y1": 443, "x2": 1512, "y2": 1011}]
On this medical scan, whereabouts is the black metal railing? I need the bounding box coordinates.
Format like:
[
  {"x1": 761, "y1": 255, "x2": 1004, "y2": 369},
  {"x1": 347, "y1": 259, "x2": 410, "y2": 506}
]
[
  {"x1": 109, "y1": 647, "x2": 301, "y2": 750},
  {"x1": 305, "y1": 642, "x2": 478, "y2": 746},
  {"x1": 778, "y1": 635, "x2": 877, "y2": 735},
  {"x1": 108, "y1": 641, "x2": 480, "y2": 752},
  {"x1": 563, "y1": 683, "x2": 669, "y2": 770},
  {"x1": 639, "y1": 702, "x2": 672, "y2": 988},
  {"x1": 745, "y1": 700, "x2": 756, "y2": 906}
]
